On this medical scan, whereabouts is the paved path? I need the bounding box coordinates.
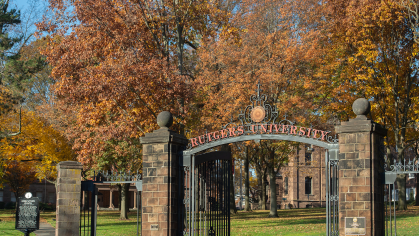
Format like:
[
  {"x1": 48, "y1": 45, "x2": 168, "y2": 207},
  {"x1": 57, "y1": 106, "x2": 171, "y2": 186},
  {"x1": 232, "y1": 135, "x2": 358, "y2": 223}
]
[{"x1": 35, "y1": 222, "x2": 55, "y2": 236}]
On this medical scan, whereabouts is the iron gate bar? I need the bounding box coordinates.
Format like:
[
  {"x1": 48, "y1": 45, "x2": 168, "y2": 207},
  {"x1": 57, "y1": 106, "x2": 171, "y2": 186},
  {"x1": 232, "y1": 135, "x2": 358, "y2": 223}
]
[
  {"x1": 81, "y1": 172, "x2": 142, "y2": 236},
  {"x1": 182, "y1": 151, "x2": 231, "y2": 236},
  {"x1": 384, "y1": 157, "x2": 419, "y2": 235},
  {"x1": 195, "y1": 151, "x2": 231, "y2": 165}
]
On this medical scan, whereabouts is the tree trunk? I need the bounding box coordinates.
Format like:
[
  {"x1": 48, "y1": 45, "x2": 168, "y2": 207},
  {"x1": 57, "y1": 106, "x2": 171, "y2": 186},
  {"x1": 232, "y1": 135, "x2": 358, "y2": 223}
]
[
  {"x1": 261, "y1": 173, "x2": 267, "y2": 210},
  {"x1": 256, "y1": 168, "x2": 262, "y2": 209},
  {"x1": 268, "y1": 165, "x2": 278, "y2": 217},
  {"x1": 397, "y1": 174, "x2": 407, "y2": 210},
  {"x1": 120, "y1": 183, "x2": 129, "y2": 219},
  {"x1": 244, "y1": 146, "x2": 250, "y2": 211}
]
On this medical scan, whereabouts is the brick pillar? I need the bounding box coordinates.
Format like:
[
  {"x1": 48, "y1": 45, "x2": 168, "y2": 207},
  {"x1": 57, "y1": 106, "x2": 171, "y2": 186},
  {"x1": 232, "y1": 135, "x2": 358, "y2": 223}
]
[
  {"x1": 56, "y1": 161, "x2": 83, "y2": 236},
  {"x1": 140, "y1": 111, "x2": 187, "y2": 236},
  {"x1": 336, "y1": 99, "x2": 386, "y2": 236}
]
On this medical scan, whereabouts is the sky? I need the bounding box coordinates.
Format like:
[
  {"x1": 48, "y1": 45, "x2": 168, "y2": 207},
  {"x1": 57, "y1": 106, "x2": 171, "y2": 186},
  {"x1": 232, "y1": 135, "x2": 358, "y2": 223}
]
[{"x1": 8, "y1": 0, "x2": 49, "y2": 44}]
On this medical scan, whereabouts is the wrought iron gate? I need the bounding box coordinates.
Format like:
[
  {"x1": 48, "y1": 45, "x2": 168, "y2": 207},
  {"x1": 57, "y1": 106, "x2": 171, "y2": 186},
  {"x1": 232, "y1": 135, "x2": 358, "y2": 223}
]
[
  {"x1": 80, "y1": 171, "x2": 142, "y2": 236},
  {"x1": 326, "y1": 149, "x2": 339, "y2": 236},
  {"x1": 384, "y1": 157, "x2": 419, "y2": 236},
  {"x1": 80, "y1": 180, "x2": 97, "y2": 236},
  {"x1": 180, "y1": 151, "x2": 231, "y2": 236}
]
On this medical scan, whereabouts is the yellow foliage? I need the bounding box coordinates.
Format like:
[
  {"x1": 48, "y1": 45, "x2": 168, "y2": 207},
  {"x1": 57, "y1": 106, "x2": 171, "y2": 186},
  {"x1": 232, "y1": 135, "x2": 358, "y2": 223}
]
[{"x1": 1, "y1": 110, "x2": 74, "y2": 181}]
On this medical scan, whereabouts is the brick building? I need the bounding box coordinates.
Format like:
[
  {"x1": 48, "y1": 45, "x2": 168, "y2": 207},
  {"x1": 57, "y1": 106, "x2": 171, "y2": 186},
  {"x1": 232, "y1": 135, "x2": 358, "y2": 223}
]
[
  {"x1": 263, "y1": 145, "x2": 418, "y2": 209},
  {"x1": 0, "y1": 180, "x2": 139, "y2": 210},
  {"x1": 0, "y1": 179, "x2": 56, "y2": 205},
  {"x1": 264, "y1": 145, "x2": 327, "y2": 209}
]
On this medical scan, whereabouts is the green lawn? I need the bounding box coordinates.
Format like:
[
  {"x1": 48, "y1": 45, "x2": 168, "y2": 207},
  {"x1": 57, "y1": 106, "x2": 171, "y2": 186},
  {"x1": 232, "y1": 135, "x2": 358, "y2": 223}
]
[
  {"x1": 1, "y1": 206, "x2": 419, "y2": 235},
  {"x1": 0, "y1": 209, "x2": 36, "y2": 235},
  {"x1": 231, "y1": 208, "x2": 326, "y2": 236}
]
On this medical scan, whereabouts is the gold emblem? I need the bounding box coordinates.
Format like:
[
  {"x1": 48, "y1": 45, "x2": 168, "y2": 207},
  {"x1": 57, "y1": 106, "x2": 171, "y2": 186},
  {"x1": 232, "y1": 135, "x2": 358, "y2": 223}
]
[{"x1": 250, "y1": 106, "x2": 265, "y2": 123}]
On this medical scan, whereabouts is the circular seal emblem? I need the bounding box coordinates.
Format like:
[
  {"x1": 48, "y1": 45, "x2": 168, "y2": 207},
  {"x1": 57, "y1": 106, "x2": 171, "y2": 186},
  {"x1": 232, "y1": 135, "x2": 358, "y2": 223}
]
[
  {"x1": 25, "y1": 192, "x2": 32, "y2": 199},
  {"x1": 250, "y1": 106, "x2": 266, "y2": 123}
]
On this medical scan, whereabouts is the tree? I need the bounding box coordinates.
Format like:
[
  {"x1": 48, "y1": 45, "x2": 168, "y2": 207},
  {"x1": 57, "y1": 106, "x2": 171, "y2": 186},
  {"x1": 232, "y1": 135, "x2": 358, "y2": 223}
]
[
  {"x1": 0, "y1": 0, "x2": 23, "y2": 137},
  {"x1": 194, "y1": 0, "x2": 326, "y2": 216},
  {"x1": 38, "y1": 0, "x2": 233, "y2": 219},
  {"x1": 398, "y1": 0, "x2": 419, "y2": 44},
  {"x1": 0, "y1": 110, "x2": 74, "y2": 181},
  {"x1": 317, "y1": 0, "x2": 419, "y2": 210},
  {"x1": 261, "y1": 140, "x2": 297, "y2": 217},
  {"x1": 0, "y1": 0, "x2": 50, "y2": 139},
  {"x1": 1, "y1": 160, "x2": 37, "y2": 199}
]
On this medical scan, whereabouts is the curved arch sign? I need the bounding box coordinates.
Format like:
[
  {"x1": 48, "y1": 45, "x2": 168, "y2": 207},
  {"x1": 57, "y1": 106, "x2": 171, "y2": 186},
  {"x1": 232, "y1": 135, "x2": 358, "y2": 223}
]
[{"x1": 184, "y1": 81, "x2": 339, "y2": 156}]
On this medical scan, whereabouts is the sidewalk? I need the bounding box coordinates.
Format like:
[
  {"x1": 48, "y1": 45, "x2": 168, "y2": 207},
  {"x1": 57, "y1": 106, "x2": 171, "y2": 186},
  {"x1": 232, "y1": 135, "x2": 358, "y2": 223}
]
[{"x1": 35, "y1": 222, "x2": 55, "y2": 236}]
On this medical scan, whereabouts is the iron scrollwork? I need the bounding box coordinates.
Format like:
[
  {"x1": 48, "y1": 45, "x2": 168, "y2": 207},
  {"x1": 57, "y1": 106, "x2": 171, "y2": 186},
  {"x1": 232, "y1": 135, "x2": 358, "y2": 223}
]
[
  {"x1": 95, "y1": 170, "x2": 141, "y2": 182},
  {"x1": 186, "y1": 81, "x2": 339, "y2": 150}
]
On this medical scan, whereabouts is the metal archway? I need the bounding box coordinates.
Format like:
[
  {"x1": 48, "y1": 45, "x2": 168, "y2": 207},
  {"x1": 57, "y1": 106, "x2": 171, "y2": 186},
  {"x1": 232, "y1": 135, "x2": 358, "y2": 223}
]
[
  {"x1": 179, "y1": 134, "x2": 339, "y2": 236},
  {"x1": 178, "y1": 82, "x2": 340, "y2": 236}
]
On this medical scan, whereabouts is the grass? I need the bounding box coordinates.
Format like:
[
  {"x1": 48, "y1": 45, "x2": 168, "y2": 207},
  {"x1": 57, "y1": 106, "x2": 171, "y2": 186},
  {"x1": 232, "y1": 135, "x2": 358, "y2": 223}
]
[
  {"x1": 231, "y1": 208, "x2": 326, "y2": 236},
  {"x1": 43, "y1": 209, "x2": 142, "y2": 236},
  {"x1": 0, "y1": 209, "x2": 36, "y2": 235},
  {"x1": 231, "y1": 206, "x2": 419, "y2": 236},
  {"x1": 1, "y1": 206, "x2": 418, "y2": 235}
]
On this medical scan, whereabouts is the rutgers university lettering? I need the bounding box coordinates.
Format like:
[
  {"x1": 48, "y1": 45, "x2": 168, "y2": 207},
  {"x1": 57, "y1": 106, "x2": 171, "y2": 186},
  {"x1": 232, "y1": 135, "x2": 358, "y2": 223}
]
[
  {"x1": 189, "y1": 124, "x2": 334, "y2": 148},
  {"x1": 187, "y1": 81, "x2": 338, "y2": 151},
  {"x1": 180, "y1": 81, "x2": 342, "y2": 236}
]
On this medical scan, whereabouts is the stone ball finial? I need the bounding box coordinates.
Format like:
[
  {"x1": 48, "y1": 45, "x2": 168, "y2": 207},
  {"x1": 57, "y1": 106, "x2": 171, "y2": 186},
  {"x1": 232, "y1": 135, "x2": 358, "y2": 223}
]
[
  {"x1": 352, "y1": 98, "x2": 370, "y2": 116},
  {"x1": 157, "y1": 111, "x2": 173, "y2": 128}
]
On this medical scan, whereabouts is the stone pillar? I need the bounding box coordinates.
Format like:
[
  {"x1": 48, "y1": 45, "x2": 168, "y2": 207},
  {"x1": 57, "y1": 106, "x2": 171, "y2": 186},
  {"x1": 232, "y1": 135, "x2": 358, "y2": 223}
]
[
  {"x1": 56, "y1": 161, "x2": 83, "y2": 236},
  {"x1": 140, "y1": 111, "x2": 187, "y2": 236},
  {"x1": 336, "y1": 99, "x2": 386, "y2": 236}
]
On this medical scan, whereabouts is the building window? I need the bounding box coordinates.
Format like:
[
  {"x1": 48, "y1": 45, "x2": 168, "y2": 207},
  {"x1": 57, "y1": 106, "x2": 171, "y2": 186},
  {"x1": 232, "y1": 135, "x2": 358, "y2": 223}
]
[
  {"x1": 392, "y1": 189, "x2": 399, "y2": 201},
  {"x1": 11, "y1": 194, "x2": 16, "y2": 202},
  {"x1": 36, "y1": 192, "x2": 43, "y2": 202},
  {"x1": 305, "y1": 177, "x2": 312, "y2": 195},
  {"x1": 407, "y1": 187, "x2": 416, "y2": 200},
  {"x1": 0, "y1": 191, "x2": 3, "y2": 202},
  {"x1": 409, "y1": 173, "x2": 415, "y2": 179},
  {"x1": 284, "y1": 177, "x2": 288, "y2": 195},
  {"x1": 305, "y1": 148, "x2": 312, "y2": 166}
]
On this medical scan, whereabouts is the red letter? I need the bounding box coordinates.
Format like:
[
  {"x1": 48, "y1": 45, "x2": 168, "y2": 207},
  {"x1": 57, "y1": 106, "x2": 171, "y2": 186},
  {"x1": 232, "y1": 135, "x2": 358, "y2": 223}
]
[
  {"x1": 206, "y1": 132, "x2": 213, "y2": 142},
  {"x1": 221, "y1": 129, "x2": 229, "y2": 138},
  {"x1": 191, "y1": 138, "x2": 198, "y2": 147},
  {"x1": 321, "y1": 131, "x2": 329, "y2": 141},
  {"x1": 237, "y1": 126, "x2": 244, "y2": 135},
  {"x1": 261, "y1": 124, "x2": 267, "y2": 133},
  {"x1": 213, "y1": 131, "x2": 220, "y2": 140},
  {"x1": 299, "y1": 127, "x2": 306, "y2": 136},
  {"x1": 251, "y1": 125, "x2": 257, "y2": 133},
  {"x1": 273, "y1": 124, "x2": 281, "y2": 133},
  {"x1": 228, "y1": 128, "x2": 236, "y2": 137},
  {"x1": 306, "y1": 128, "x2": 312, "y2": 138},
  {"x1": 282, "y1": 125, "x2": 289, "y2": 133},
  {"x1": 269, "y1": 124, "x2": 273, "y2": 133},
  {"x1": 198, "y1": 135, "x2": 205, "y2": 144},
  {"x1": 290, "y1": 126, "x2": 297, "y2": 135}
]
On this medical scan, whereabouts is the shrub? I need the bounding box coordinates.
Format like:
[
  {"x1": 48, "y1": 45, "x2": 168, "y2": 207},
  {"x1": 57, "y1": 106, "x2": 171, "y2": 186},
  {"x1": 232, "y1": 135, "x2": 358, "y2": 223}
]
[
  {"x1": 5, "y1": 202, "x2": 16, "y2": 209},
  {"x1": 39, "y1": 202, "x2": 56, "y2": 211},
  {"x1": 0, "y1": 202, "x2": 4, "y2": 209}
]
